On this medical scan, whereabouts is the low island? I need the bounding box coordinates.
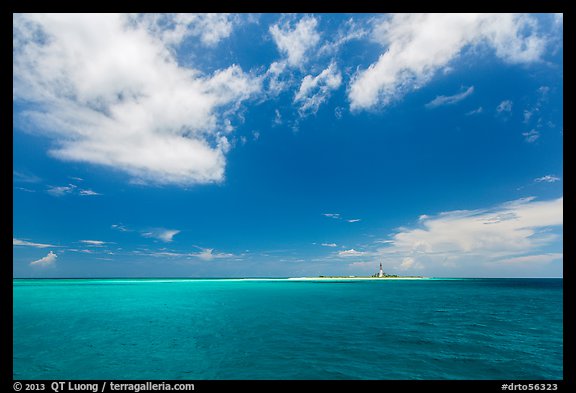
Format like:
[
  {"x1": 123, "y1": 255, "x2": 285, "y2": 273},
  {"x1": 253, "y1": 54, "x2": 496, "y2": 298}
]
[{"x1": 288, "y1": 261, "x2": 426, "y2": 280}]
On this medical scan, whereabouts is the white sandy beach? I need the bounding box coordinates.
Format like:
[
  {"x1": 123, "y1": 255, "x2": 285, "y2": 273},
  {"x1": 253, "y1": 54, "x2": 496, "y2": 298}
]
[{"x1": 287, "y1": 276, "x2": 428, "y2": 281}]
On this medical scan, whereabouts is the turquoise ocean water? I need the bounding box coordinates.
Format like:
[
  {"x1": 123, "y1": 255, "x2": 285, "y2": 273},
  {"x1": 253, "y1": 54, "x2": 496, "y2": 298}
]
[{"x1": 13, "y1": 278, "x2": 562, "y2": 380}]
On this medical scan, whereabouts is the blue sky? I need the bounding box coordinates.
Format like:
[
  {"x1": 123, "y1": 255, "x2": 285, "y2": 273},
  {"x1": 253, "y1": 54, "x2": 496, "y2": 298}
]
[{"x1": 13, "y1": 13, "x2": 563, "y2": 278}]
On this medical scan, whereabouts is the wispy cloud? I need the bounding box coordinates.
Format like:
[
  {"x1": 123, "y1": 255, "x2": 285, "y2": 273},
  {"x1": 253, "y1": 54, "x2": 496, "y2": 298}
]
[
  {"x1": 15, "y1": 187, "x2": 36, "y2": 193},
  {"x1": 466, "y1": 107, "x2": 484, "y2": 116},
  {"x1": 323, "y1": 213, "x2": 361, "y2": 223},
  {"x1": 47, "y1": 184, "x2": 77, "y2": 197},
  {"x1": 141, "y1": 228, "x2": 181, "y2": 242},
  {"x1": 317, "y1": 17, "x2": 368, "y2": 57},
  {"x1": 534, "y1": 175, "x2": 560, "y2": 183},
  {"x1": 499, "y1": 253, "x2": 562, "y2": 265},
  {"x1": 321, "y1": 243, "x2": 338, "y2": 247},
  {"x1": 13, "y1": 238, "x2": 57, "y2": 248},
  {"x1": 522, "y1": 129, "x2": 540, "y2": 143},
  {"x1": 294, "y1": 62, "x2": 342, "y2": 116},
  {"x1": 79, "y1": 189, "x2": 101, "y2": 196},
  {"x1": 349, "y1": 14, "x2": 549, "y2": 110},
  {"x1": 496, "y1": 100, "x2": 513, "y2": 113},
  {"x1": 425, "y1": 86, "x2": 474, "y2": 109},
  {"x1": 111, "y1": 224, "x2": 130, "y2": 232},
  {"x1": 80, "y1": 240, "x2": 108, "y2": 246},
  {"x1": 47, "y1": 183, "x2": 101, "y2": 197},
  {"x1": 150, "y1": 247, "x2": 235, "y2": 261},
  {"x1": 139, "y1": 13, "x2": 235, "y2": 47},
  {"x1": 191, "y1": 247, "x2": 234, "y2": 261},
  {"x1": 30, "y1": 251, "x2": 58, "y2": 267},
  {"x1": 13, "y1": 170, "x2": 42, "y2": 183}
]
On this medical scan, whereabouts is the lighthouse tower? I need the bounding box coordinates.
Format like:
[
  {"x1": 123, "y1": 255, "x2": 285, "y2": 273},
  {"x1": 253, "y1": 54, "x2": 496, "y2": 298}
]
[{"x1": 378, "y1": 261, "x2": 384, "y2": 278}]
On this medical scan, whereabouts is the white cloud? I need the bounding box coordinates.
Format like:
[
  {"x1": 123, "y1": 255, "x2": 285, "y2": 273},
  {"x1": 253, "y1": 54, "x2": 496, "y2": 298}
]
[
  {"x1": 79, "y1": 189, "x2": 101, "y2": 196},
  {"x1": 269, "y1": 16, "x2": 320, "y2": 67},
  {"x1": 111, "y1": 223, "x2": 130, "y2": 232},
  {"x1": 80, "y1": 240, "x2": 107, "y2": 246},
  {"x1": 323, "y1": 213, "x2": 341, "y2": 219},
  {"x1": 425, "y1": 86, "x2": 474, "y2": 108},
  {"x1": 191, "y1": 247, "x2": 234, "y2": 261},
  {"x1": 347, "y1": 219, "x2": 361, "y2": 223},
  {"x1": 30, "y1": 251, "x2": 58, "y2": 267},
  {"x1": 317, "y1": 18, "x2": 368, "y2": 57},
  {"x1": 15, "y1": 187, "x2": 35, "y2": 193},
  {"x1": 535, "y1": 175, "x2": 560, "y2": 183},
  {"x1": 466, "y1": 107, "x2": 483, "y2": 116},
  {"x1": 399, "y1": 257, "x2": 424, "y2": 271},
  {"x1": 149, "y1": 247, "x2": 234, "y2": 261},
  {"x1": 13, "y1": 238, "x2": 56, "y2": 248},
  {"x1": 141, "y1": 228, "x2": 180, "y2": 242},
  {"x1": 137, "y1": 13, "x2": 235, "y2": 47},
  {"x1": 13, "y1": 170, "x2": 41, "y2": 183},
  {"x1": 13, "y1": 13, "x2": 261, "y2": 186},
  {"x1": 338, "y1": 249, "x2": 367, "y2": 257},
  {"x1": 499, "y1": 253, "x2": 562, "y2": 265},
  {"x1": 294, "y1": 62, "x2": 342, "y2": 116},
  {"x1": 47, "y1": 183, "x2": 101, "y2": 197},
  {"x1": 321, "y1": 243, "x2": 338, "y2": 247},
  {"x1": 265, "y1": 61, "x2": 290, "y2": 96},
  {"x1": 47, "y1": 184, "x2": 77, "y2": 197},
  {"x1": 497, "y1": 100, "x2": 513, "y2": 113},
  {"x1": 522, "y1": 129, "x2": 540, "y2": 143},
  {"x1": 377, "y1": 196, "x2": 563, "y2": 272},
  {"x1": 349, "y1": 13, "x2": 547, "y2": 110}
]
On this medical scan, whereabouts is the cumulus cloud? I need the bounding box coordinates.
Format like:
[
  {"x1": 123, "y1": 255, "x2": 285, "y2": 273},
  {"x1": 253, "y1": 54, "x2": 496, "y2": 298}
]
[
  {"x1": 141, "y1": 228, "x2": 180, "y2": 242},
  {"x1": 338, "y1": 249, "x2": 367, "y2": 257},
  {"x1": 377, "y1": 196, "x2": 563, "y2": 272},
  {"x1": 13, "y1": 13, "x2": 260, "y2": 186},
  {"x1": 13, "y1": 238, "x2": 56, "y2": 248},
  {"x1": 269, "y1": 16, "x2": 320, "y2": 67},
  {"x1": 425, "y1": 86, "x2": 474, "y2": 109},
  {"x1": 30, "y1": 251, "x2": 58, "y2": 267},
  {"x1": 349, "y1": 13, "x2": 548, "y2": 110},
  {"x1": 294, "y1": 62, "x2": 342, "y2": 116},
  {"x1": 535, "y1": 175, "x2": 560, "y2": 183},
  {"x1": 399, "y1": 257, "x2": 424, "y2": 271}
]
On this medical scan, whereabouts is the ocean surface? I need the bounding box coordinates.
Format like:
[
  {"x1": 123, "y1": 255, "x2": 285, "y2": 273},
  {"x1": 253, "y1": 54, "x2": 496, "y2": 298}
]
[{"x1": 13, "y1": 278, "x2": 562, "y2": 380}]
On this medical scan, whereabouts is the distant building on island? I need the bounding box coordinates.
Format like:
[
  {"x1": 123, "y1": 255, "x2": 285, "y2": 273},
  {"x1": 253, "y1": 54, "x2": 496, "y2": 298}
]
[{"x1": 378, "y1": 261, "x2": 384, "y2": 278}]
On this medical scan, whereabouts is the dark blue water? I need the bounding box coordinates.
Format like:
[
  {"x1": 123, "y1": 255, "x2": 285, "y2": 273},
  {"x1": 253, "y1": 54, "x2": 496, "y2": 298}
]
[{"x1": 13, "y1": 278, "x2": 562, "y2": 379}]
